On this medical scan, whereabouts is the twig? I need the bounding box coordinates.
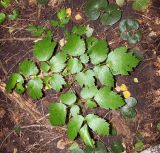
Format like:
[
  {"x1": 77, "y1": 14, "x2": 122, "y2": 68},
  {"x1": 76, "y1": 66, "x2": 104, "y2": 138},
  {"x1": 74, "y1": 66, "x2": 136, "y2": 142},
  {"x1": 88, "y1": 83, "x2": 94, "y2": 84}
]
[
  {"x1": 0, "y1": 37, "x2": 39, "y2": 42},
  {"x1": 0, "y1": 60, "x2": 7, "y2": 75}
]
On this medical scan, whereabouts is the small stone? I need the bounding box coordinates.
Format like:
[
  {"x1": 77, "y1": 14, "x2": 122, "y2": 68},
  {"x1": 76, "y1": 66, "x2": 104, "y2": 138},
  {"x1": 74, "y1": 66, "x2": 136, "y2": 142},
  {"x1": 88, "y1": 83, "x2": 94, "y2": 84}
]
[{"x1": 134, "y1": 78, "x2": 139, "y2": 83}]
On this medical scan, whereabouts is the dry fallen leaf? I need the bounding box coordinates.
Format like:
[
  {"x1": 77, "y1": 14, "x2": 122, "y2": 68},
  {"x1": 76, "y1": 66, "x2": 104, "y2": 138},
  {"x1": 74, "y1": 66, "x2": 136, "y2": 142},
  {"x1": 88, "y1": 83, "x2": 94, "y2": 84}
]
[
  {"x1": 120, "y1": 84, "x2": 128, "y2": 91},
  {"x1": 75, "y1": 13, "x2": 82, "y2": 21},
  {"x1": 57, "y1": 138, "x2": 73, "y2": 150},
  {"x1": 123, "y1": 90, "x2": 131, "y2": 99},
  {"x1": 66, "y1": 8, "x2": 71, "y2": 17}
]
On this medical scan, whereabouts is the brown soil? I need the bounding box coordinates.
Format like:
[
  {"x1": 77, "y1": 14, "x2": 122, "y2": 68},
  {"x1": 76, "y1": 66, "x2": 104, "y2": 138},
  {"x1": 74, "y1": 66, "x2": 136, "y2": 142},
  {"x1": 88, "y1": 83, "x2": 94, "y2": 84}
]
[{"x1": 0, "y1": 0, "x2": 160, "y2": 153}]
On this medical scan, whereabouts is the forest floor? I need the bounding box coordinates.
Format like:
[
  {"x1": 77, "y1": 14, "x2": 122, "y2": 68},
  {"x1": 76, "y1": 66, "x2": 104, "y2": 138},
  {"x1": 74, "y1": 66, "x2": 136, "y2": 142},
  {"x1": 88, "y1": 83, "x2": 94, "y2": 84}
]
[{"x1": 0, "y1": 0, "x2": 160, "y2": 153}]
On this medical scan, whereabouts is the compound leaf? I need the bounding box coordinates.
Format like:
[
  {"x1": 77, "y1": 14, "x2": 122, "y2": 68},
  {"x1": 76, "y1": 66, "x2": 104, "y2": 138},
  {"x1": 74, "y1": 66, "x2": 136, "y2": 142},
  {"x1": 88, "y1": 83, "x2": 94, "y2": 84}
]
[
  {"x1": 107, "y1": 47, "x2": 140, "y2": 75},
  {"x1": 48, "y1": 102, "x2": 67, "y2": 126},
  {"x1": 6, "y1": 73, "x2": 24, "y2": 92},
  {"x1": 63, "y1": 35, "x2": 85, "y2": 56},
  {"x1": 33, "y1": 37, "x2": 56, "y2": 61},
  {"x1": 67, "y1": 115, "x2": 84, "y2": 140},
  {"x1": 27, "y1": 77, "x2": 43, "y2": 100},
  {"x1": 94, "y1": 87, "x2": 125, "y2": 109},
  {"x1": 94, "y1": 65, "x2": 114, "y2": 88},
  {"x1": 86, "y1": 114, "x2": 110, "y2": 136},
  {"x1": 19, "y1": 59, "x2": 39, "y2": 77},
  {"x1": 60, "y1": 91, "x2": 77, "y2": 105}
]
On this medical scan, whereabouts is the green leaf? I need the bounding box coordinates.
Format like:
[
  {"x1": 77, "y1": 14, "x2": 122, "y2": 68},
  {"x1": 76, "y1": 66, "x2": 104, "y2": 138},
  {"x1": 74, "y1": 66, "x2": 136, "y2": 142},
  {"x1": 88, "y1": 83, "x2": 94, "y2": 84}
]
[
  {"x1": 86, "y1": 25, "x2": 94, "y2": 37},
  {"x1": 15, "y1": 83, "x2": 25, "y2": 94},
  {"x1": 85, "y1": 114, "x2": 110, "y2": 136},
  {"x1": 95, "y1": 142, "x2": 108, "y2": 153},
  {"x1": 0, "y1": 13, "x2": 6, "y2": 24},
  {"x1": 27, "y1": 24, "x2": 45, "y2": 37},
  {"x1": 88, "y1": 40, "x2": 108, "y2": 65},
  {"x1": 67, "y1": 58, "x2": 83, "y2": 74},
  {"x1": 49, "y1": 51, "x2": 67, "y2": 73},
  {"x1": 41, "y1": 62, "x2": 50, "y2": 73},
  {"x1": 119, "y1": 19, "x2": 139, "y2": 33},
  {"x1": 126, "y1": 31, "x2": 142, "y2": 44},
  {"x1": 72, "y1": 25, "x2": 87, "y2": 36},
  {"x1": 80, "y1": 85, "x2": 98, "y2": 100},
  {"x1": 76, "y1": 70, "x2": 95, "y2": 87},
  {"x1": 50, "y1": 20, "x2": 59, "y2": 27},
  {"x1": 80, "y1": 54, "x2": 89, "y2": 64},
  {"x1": 27, "y1": 77, "x2": 43, "y2": 100},
  {"x1": 85, "y1": 0, "x2": 108, "y2": 20},
  {"x1": 6, "y1": 73, "x2": 24, "y2": 92},
  {"x1": 60, "y1": 92, "x2": 76, "y2": 105},
  {"x1": 70, "y1": 105, "x2": 80, "y2": 116},
  {"x1": 50, "y1": 74, "x2": 66, "y2": 91},
  {"x1": 37, "y1": 0, "x2": 48, "y2": 5},
  {"x1": 86, "y1": 37, "x2": 98, "y2": 50},
  {"x1": 67, "y1": 115, "x2": 84, "y2": 140},
  {"x1": 107, "y1": 47, "x2": 140, "y2": 75},
  {"x1": 86, "y1": 100, "x2": 97, "y2": 108},
  {"x1": 48, "y1": 103, "x2": 67, "y2": 126},
  {"x1": 43, "y1": 76, "x2": 52, "y2": 89},
  {"x1": 100, "y1": 4, "x2": 121, "y2": 26},
  {"x1": 121, "y1": 105, "x2": 137, "y2": 119},
  {"x1": 19, "y1": 59, "x2": 39, "y2": 77},
  {"x1": 94, "y1": 65, "x2": 114, "y2": 88},
  {"x1": 135, "y1": 140, "x2": 144, "y2": 151},
  {"x1": 63, "y1": 35, "x2": 85, "y2": 56},
  {"x1": 1, "y1": 0, "x2": 10, "y2": 8},
  {"x1": 79, "y1": 124, "x2": 95, "y2": 148},
  {"x1": 132, "y1": 0, "x2": 150, "y2": 12},
  {"x1": 57, "y1": 8, "x2": 70, "y2": 26},
  {"x1": 157, "y1": 122, "x2": 160, "y2": 131},
  {"x1": 33, "y1": 37, "x2": 56, "y2": 61},
  {"x1": 110, "y1": 140, "x2": 123, "y2": 153},
  {"x1": 94, "y1": 87, "x2": 125, "y2": 109},
  {"x1": 8, "y1": 9, "x2": 20, "y2": 20},
  {"x1": 125, "y1": 97, "x2": 137, "y2": 107}
]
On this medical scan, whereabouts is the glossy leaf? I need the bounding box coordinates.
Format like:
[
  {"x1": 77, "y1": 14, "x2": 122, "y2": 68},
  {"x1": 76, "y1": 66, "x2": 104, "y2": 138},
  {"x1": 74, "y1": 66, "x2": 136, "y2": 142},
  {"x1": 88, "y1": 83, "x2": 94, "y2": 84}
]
[
  {"x1": 94, "y1": 87, "x2": 125, "y2": 109},
  {"x1": 15, "y1": 83, "x2": 25, "y2": 94},
  {"x1": 107, "y1": 47, "x2": 140, "y2": 75},
  {"x1": 100, "y1": 4, "x2": 121, "y2": 26},
  {"x1": 94, "y1": 65, "x2": 114, "y2": 88},
  {"x1": 86, "y1": 114, "x2": 110, "y2": 136},
  {"x1": 41, "y1": 62, "x2": 50, "y2": 73},
  {"x1": 70, "y1": 105, "x2": 80, "y2": 116},
  {"x1": 80, "y1": 85, "x2": 98, "y2": 100},
  {"x1": 76, "y1": 70, "x2": 95, "y2": 87},
  {"x1": 111, "y1": 140, "x2": 123, "y2": 153},
  {"x1": 86, "y1": 100, "x2": 97, "y2": 108},
  {"x1": 50, "y1": 74, "x2": 66, "y2": 91},
  {"x1": 48, "y1": 103, "x2": 67, "y2": 126},
  {"x1": 88, "y1": 40, "x2": 108, "y2": 65},
  {"x1": 67, "y1": 115, "x2": 84, "y2": 140},
  {"x1": 33, "y1": 37, "x2": 56, "y2": 61},
  {"x1": 27, "y1": 77, "x2": 43, "y2": 100},
  {"x1": 67, "y1": 58, "x2": 83, "y2": 74},
  {"x1": 6, "y1": 73, "x2": 24, "y2": 92},
  {"x1": 63, "y1": 35, "x2": 85, "y2": 56},
  {"x1": 19, "y1": 59, "x2": 39, "y2": 77},
  {"x1": 79, "y1": 124, "x2": 95, "y2": 148},
  {"x1": 60, "y1": 92, "x2": 76, "y2": 106},
  {"x1": 49, "y1": 51, "x2": 67, "y2": 73}
]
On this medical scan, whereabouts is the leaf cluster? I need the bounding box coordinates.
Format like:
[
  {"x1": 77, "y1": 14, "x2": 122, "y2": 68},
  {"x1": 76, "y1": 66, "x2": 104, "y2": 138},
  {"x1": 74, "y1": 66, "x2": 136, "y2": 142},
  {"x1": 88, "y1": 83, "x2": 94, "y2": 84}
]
[{"x1": 85, "y1": 0, "x2": 122, "y2": 26}]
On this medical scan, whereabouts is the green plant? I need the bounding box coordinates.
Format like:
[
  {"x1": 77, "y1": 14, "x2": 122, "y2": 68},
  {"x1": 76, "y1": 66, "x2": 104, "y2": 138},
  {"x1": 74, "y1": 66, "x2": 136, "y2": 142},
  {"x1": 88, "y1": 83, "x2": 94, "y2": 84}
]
[
  {"x1": 1, "y1": 0, "x2": 10, "y2": 8},
  {"x1": 132, "y1": 0, "x2": 150, "y2": 12},
  {"x1": 0, "y1": 12, "x2": 6, "y2": 24},
  {"x1": 85, "y1": 0, "x2": 122, "y2": 26},
  {"x1": 119, "y1": 19, "x2": 142, "y2": 44},
  {"x1": 121, "y1": 97, "x2": 137, "y2": 119},
  {"x1": 134, "y1": 140, "x2": 144, "y2": 151},
  {"x1": 50, "y1": 8, "x2": 70, "y2": 27},
  {"x1": 157, "y1": 122, "x2": 160, "y2": 131},
  {"x1": 37, "y1": 0, "x2": 48, "y2": 5},
  {"x1": 8, "y1": 9, "x2": 20, "y2": 20}
]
